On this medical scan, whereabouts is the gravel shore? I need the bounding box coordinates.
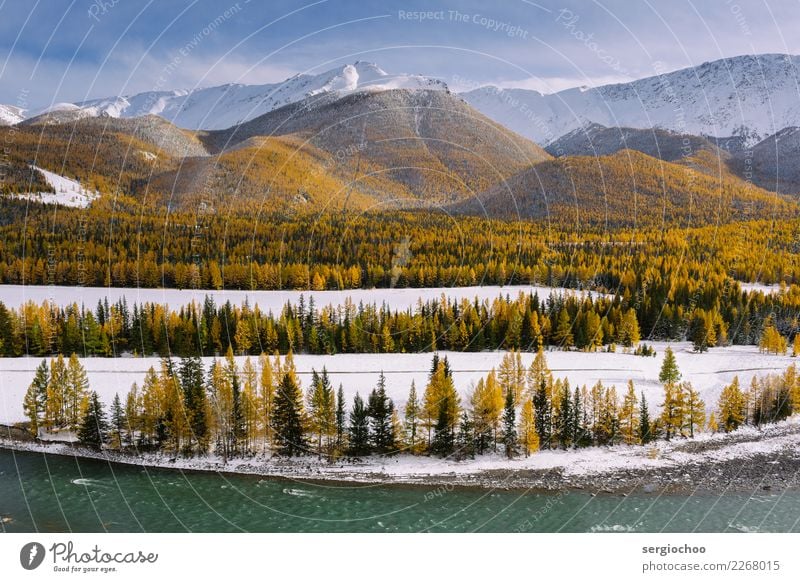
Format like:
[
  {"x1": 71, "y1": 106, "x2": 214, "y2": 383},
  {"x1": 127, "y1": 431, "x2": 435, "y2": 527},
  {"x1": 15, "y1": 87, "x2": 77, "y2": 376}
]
[{"x1": 2, "y1": 418, "x2": 799, "y2": 495}]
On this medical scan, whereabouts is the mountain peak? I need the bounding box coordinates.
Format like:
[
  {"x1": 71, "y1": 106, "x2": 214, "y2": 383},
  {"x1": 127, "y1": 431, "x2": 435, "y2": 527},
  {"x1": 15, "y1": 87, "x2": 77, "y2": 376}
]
[
  {"x1": 15, "y1": 62, "x2": 447, "y2": 131},
  {"x1": 462, "y1": 52, "x2": 800, "y2": 146}
]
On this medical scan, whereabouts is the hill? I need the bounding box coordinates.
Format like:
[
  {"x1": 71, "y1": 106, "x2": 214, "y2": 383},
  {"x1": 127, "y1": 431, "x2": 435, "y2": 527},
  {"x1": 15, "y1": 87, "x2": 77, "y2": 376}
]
[
  {"x1": 455, "y1": 149, "x2": 796, "y2": 227},
  {"x1": 201, "y1": 89, "x2": 550, "y2": 205}
]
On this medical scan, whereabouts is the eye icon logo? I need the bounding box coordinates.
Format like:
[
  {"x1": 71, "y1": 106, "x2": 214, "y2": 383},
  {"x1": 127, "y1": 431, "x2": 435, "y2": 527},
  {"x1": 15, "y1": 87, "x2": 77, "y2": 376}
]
[{"x1": 20, "y1": 542, "x2": 46, "y2": 570}]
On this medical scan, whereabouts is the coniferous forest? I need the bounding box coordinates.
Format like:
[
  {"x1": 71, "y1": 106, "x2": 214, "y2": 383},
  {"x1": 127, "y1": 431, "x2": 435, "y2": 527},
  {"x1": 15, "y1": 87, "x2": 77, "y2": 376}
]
[{"x1": 1, "y1": 285, "x2": 799, "y2": 359}]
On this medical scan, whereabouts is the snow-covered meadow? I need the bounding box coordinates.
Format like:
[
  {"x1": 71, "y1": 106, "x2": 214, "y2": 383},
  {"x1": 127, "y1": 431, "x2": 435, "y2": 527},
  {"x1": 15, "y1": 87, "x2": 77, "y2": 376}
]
[
  {"x1": 0, "y1": 283, "x2": 598, "y2": 311},
  {"x1": 0, "y1": 341, "x2": 796, "y2": 425},
  {"x1": 13, "y1": 165, "x2": 99, "y2": 208}
]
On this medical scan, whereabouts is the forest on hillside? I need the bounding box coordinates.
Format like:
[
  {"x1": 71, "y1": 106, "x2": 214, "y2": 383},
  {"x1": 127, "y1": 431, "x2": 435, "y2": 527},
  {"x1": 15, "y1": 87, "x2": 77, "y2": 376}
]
[{"x1": 2, "y1": 198, "x2": 800, "y2": 290}]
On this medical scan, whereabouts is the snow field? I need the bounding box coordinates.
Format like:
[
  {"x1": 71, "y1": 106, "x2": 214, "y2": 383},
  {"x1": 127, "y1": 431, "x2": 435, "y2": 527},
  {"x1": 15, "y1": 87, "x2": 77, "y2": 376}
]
[
  {"x1": 0, "y1": 342, "x2": 795, "y2": 424},
  {"x1": 13, "y1": 165, "x2": 99, "y2": 208},
  {"x1": 0, "y1": 283, "x2": 598, "y2": 312}
]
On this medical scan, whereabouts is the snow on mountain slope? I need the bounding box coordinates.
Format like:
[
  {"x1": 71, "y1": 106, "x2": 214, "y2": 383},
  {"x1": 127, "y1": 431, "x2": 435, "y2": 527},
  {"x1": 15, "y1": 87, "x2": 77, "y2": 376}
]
[
  {"x1": 14, "y1": 165, "x2": 99, "y2": 208},
  {"x1": 0, "y1": 104, "x2": 25, "y2": 125},
  {"x1": 70, "y1": 62, "x2": 448, "y2": 130},
  {"x1": 462, "y1": 54, "x2": 800, "y2": 146}
]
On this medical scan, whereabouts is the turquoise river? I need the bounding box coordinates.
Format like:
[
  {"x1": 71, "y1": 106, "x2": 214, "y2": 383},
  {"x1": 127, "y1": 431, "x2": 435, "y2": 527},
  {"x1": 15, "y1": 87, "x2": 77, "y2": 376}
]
[{"x1": 1, "y1": 449, "x2": 799, "y2": 532}]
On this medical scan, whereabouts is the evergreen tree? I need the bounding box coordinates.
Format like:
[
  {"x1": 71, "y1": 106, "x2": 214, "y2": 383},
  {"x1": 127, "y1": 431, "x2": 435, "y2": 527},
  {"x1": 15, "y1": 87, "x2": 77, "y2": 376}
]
[
  {"x1": 689, "y1": 309, "x2": 712, "y2": 353},
  {"x1": 572, "y1": 385, "x2": 590, "y2": 447},
  {"x1": 533, "y1": 378, "x2": 552, "y2": 449},
  {"x1": 659, "y1": 347, "x2": 681, "y2": 386},
  {"x1": 335, "y1": 384, "x2": 346, "y2": 451},
  {"x1": 77, "y1": 391, "x2": 108, "y2": 450},
  {"x1": 367, "y1": 372, "x2": 395, "y2": 454},
  {"x1": 555, "y1": 382, "x2": 573, "y2": 448},
  {"x1": 272, "y1": 372, "x2": 306, "y2": 456},
  {"x1": 431, "y1": 393, "x2": 456, "y2": 457},
  {"x1": 502, "y1": 387, "x2": 518, "y2": 459},
  {"x1": 179, "y1": 355, "x2": 208, "y2": 453},
  {"x1": 347, "y1": 393, "x2": 370, "y2": 456},
  {"x1": 638, "y1": 392, "x2": 652, "y2": 444},
  {"x1": 109, "y1": 393, "x2": 126, "y2": 448},
  {"x1": 455, "y1": 411, "x2": 475, "y2": 460}
]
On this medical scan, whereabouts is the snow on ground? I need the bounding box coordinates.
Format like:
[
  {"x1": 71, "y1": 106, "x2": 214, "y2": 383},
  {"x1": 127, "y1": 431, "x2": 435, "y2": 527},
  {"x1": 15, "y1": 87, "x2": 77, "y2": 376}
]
[
  {"x1": 14, "y1": 166, "x2": 99, "y2": 208},
  {"x1": 739, "y1": 282, "x2": 784, "y2": 295},
  {"x1": 0, "y1": 342, "x2": 795, "y2": 424},
  {"x1": 0, "y1": 283, "x2": 598, "y2": 311},
  {"x1": 0, "y1": 104, "x2": 25, "y2": 125},
  {"x1": 4, "y1": 415, "x2": 799, "y2": 486}
]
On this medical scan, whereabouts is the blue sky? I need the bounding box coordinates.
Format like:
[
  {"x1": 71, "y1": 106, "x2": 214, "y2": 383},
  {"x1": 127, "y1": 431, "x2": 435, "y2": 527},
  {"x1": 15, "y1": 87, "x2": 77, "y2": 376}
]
[{"x1": 2, "y1": 0, "x2": 800, "y2": 109}]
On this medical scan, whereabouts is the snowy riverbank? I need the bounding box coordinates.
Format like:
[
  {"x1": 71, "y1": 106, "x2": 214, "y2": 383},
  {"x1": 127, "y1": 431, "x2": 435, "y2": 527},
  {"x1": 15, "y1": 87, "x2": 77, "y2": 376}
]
[{"x1": 3, "y1": 416, "x2": 800, "y2": 494}]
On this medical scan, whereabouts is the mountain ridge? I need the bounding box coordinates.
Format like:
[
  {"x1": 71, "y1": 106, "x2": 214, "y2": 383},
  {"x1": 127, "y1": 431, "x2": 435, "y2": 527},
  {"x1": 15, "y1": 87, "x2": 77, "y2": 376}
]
[
  {"x1": 463, "y1": 53, "x2": 800, "y2": 146},
  {"x1": 8, "y1": 54, "x2": 800, "y2": 145}
]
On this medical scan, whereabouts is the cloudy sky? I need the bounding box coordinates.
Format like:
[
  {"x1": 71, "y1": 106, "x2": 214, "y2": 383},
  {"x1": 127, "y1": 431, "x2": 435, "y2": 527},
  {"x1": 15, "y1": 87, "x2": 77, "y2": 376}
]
[{"x1": 1, "y1": 0, "x2": 799, "y2": 109}]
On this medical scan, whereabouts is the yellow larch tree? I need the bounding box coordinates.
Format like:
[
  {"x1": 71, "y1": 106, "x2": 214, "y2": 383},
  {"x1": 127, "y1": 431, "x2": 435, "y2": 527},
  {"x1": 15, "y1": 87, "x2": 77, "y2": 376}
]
[{"x1": 518, "y1": 398, "x2": 539, "y2": 456}]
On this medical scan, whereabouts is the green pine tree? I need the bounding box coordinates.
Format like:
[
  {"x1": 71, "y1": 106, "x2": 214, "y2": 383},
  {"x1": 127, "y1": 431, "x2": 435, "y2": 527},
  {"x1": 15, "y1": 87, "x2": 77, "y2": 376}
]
[
  {"x1": 347, "y1": 393, "x2": 370, "y2": 456},
  {"x1": 455, "y1": 411, "x2": 475, "y2": 460},
  {"x1": 179, "y1": 355, "x2": 208, "y2": 453},
  {"x1": 335, "y1": 384, "x2": 346, "y2": 451},
  {"x1": 367, "y1": 372, "x2": 395, "y2": 454},
  {"x1": 272, "y1": 372, "x2": 306, "y2": 456},
  {"x1": 502, "y1": 388, "x2": 518, "y2": 459},
  {"x1": 77, "y1": 391, "x2": 109, "y2": 451},
  {"x1": 109, "y1": 393, "x2": 126, "y2": 448},
  {"x1": 659, "y1": 346, "x2": 682, "y2": 386},
  {"x1": 431, "y1": 394, "x2": 456, "y2": 457},
  {"x1": 638, "y1": 392, "x2": 652, "y2": 444}
]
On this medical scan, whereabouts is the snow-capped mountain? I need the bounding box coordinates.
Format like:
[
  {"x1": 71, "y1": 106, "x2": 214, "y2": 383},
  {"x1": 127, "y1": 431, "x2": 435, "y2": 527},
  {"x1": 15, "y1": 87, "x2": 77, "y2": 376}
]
[
  {"x1": 462, "y1": 53, "x2": 800, "y2": 146},
  {"x1": 27, "y1": 62, "x2": 449, "y2": 130},
  {"x1": 0, "y1": 104, "x2": 25, "y2": 125},
  {"x1": 9, "y1": 54, "x2": 800, "y2": 144}
]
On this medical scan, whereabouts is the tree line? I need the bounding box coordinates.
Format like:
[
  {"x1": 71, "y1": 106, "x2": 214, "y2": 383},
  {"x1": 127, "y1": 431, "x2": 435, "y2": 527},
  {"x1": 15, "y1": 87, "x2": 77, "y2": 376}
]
[
  {"x1": 3, "y1": 287, "x2": 800, "y2": 360},
  {"x1": 23, "y1": 347, "x2": 800, "y2": 459}
]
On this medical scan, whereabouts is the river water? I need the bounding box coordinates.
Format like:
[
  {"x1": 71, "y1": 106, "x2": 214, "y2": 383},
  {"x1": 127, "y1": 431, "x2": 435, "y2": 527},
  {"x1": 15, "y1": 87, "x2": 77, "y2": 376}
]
[{"x1": 1, "y1": 449, "x2": 798, "y2": 533}]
